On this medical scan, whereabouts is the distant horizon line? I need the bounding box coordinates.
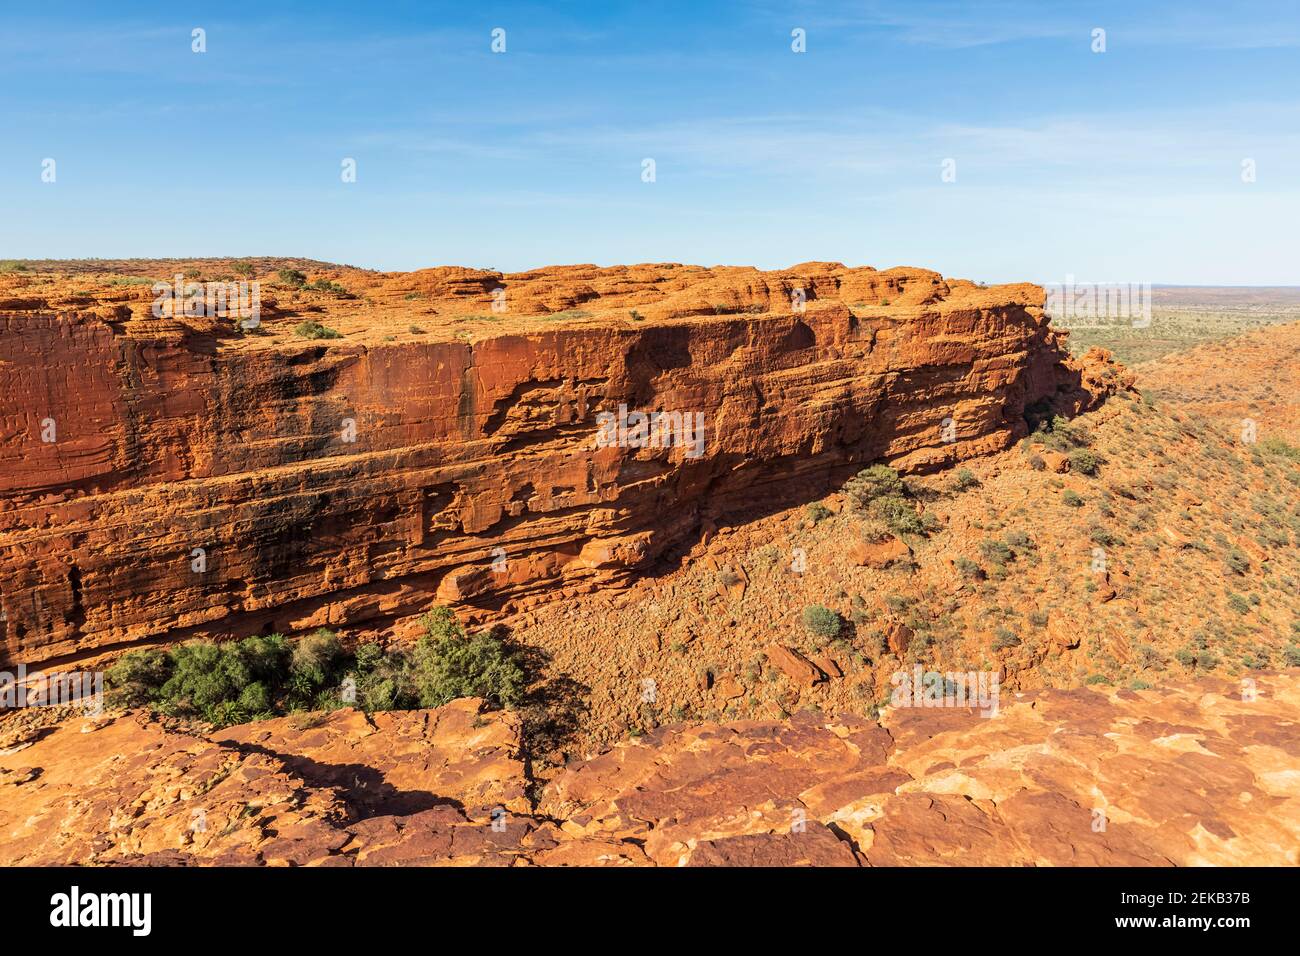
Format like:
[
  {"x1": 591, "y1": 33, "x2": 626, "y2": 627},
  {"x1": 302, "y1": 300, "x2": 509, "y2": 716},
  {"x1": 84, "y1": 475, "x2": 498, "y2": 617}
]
[{"x1": 2, "y1": 256, "x2": 1297, "y2": 289}]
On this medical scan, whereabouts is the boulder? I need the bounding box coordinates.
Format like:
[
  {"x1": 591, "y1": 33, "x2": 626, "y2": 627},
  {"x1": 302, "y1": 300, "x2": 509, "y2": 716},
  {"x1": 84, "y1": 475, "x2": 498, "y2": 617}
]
[
  {"x1": 849, "y1": 535, "x2": 912, "y2": 569},
  {"x1": 764, "y1": 644, "x2": 826, "y2": 687}
]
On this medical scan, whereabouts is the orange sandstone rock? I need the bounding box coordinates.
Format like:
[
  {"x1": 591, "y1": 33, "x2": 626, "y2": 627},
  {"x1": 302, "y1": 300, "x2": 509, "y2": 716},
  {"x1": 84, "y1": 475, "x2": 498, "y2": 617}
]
[
  {"x1": 765, "y1": 644, "x2": 825, "y2": 687},
  {"x1": 850, "y1": 535, "x2": 911, "y2": 569},
  {"x1": 3, "y1": 673, "x2": 1297, "y2": 867},
  {"x1": 0, "y1": 261, "x2": 1123, "y2": 667}
]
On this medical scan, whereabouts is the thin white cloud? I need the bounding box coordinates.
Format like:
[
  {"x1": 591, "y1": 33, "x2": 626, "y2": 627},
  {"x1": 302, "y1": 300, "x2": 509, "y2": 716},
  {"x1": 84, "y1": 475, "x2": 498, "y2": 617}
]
[{"x1": 767, "y1": 0, "x2": 1300, "y2": 50}]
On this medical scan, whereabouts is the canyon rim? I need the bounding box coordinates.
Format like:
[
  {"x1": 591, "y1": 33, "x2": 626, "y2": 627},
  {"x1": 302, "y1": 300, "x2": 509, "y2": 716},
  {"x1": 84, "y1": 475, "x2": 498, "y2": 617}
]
[{"x1": 0, "y1": 262, "x2": 1127, "y2": 668}]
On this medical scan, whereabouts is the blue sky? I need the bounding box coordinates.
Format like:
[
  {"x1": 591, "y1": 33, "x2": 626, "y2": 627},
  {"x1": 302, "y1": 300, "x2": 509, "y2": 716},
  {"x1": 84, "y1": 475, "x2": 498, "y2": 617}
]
[{"x1": 2, "y1": 1, "x2": 1297, "y2": 283}]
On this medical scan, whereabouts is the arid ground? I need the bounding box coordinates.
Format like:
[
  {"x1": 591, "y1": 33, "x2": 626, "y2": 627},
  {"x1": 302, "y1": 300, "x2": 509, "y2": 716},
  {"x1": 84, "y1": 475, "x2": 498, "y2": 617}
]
[{"x1": 1, "y1": 260, "x2": 1297, "y2": 866}]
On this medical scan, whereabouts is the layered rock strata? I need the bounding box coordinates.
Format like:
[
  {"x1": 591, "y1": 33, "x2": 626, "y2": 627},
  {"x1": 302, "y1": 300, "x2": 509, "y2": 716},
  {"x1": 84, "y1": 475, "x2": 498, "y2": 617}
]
[{"x1": 0, "y1": 263, "x2": 1122, "y2": 665}]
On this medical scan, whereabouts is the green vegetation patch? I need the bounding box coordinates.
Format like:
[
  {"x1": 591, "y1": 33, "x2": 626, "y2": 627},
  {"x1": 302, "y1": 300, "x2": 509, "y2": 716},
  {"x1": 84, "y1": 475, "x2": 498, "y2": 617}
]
[
  {"x1": 802, "y1": 605, "x2": 843, "y2": 640},
  {"x1": 842, "y1": 464, "x2": 939, "y2": 537},
  {"x1": 294, "y1": 320, "x2": 342, "y2": 340},
  {"x1": 105, "y1": 610, "x2": 527, "y2": 728}
]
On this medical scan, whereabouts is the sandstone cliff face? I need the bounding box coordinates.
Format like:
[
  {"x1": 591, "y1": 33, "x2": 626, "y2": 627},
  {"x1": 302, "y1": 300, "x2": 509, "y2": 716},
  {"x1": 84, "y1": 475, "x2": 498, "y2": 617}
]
[
  {"x1": 0, "y1": 263, "x2": 1119, "y2": 666},
  {"x1": 2, "y1": 675, "x2": 1296, "y2": 866}
]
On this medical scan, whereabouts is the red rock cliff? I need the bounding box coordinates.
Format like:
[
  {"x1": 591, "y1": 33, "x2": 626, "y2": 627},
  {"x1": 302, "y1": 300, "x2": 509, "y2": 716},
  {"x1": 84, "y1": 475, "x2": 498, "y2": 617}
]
[{"x1": 0, "y1": 262, "x2": 1120, "y2": 665}]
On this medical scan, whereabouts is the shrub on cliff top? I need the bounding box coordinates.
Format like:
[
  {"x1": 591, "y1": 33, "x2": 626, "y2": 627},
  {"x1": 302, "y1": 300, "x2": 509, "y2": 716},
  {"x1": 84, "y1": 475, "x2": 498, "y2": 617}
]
[
  {"x1": 307, "y1": 278, "x2": 348, "y2": 295},
  {"x1": 103, "y1": 608, "x2": 532, "y2": 727},
  {"x1": 410, "y1": 611, "x2": 526, "y2": 710},
  {"x1": 294, "y1": 320, "x2": 342, "y2": 340},
  {"x1": 103, "y1": 648, "x2": 171, "y2": 706},
  {"x1": 286, "y1": 628, "x2": 347, "y2": 707},
  {"x1": 154, "y1": 636, "x2": 288, "y2": 725}
]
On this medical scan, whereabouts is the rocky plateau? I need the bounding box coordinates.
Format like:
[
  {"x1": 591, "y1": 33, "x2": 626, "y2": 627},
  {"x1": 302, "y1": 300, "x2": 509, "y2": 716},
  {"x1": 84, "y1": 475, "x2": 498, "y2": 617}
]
[
  {"x1": 2, "y1": 260, "x2": 1296, "y2": 869},
  {"x1": 0, "y1": 260, "x2": 1122, "y2": 667},
  {"x1": 2, "y1": 674, "x2": 1296, "y2": 866}
]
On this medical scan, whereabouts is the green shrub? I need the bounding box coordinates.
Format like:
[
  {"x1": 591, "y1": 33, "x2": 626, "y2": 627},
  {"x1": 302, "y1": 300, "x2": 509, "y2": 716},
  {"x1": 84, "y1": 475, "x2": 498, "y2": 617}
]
[
  {"x1": 843, "y1": 465, "x2": 904, "y2": 507},
  {"x1": 1005, "y1": 530, "x2": 1033, "y2": 550},
  {"x1": 979, "y1": 539, "x2": 1014, "y2": 567},
  {"x1": 103, "y1": 649, "x2": 172, "y2": 706},
  {"x1": 286, "y1": 628, "x2": 346, "y2": 706},
  {"x1": 291, "y1": 629, "x2": 344, "y2": 683},
  {"x1": 278, "y1": 268, "x2": 307, "y2": 287},
  {"x1": 841, "y1": 464, "x2": 936, "y2": 536},
  {"x1": 953, "y1": 468, "x2": 979, "y2": 490},
  {"x1": 1062, "y1": 490, "x2": 1084, "y2": 508},
  {"x1": 421, "y1": 606, "x2": 463, "y2": 641},
  {"x1": 1027, "y1": 413, "x2": 1092, "y2": 451},
  {"x1": 991, "y1": 628, "x2": 1021, "y2": 650},
  {"x1": 340, "y1": 640, "x2": 416, "y2": 712},
  {"x1": 103, "y1": 609, "x2": 531, "y2": 726},
  {"x1": 307, "y1": 279, "x2": 348, "y2": 295},
  {"x1": 1224, "y1": 548, "x2": 1250, "y2": 575},
  {"x1": 1069, "y1": 449, "x2": 1101, "y2": 476},
  {"x1": 1258, "y1": 437, "x2": 1300, "y2": 462},
  {"x1": 157, "y1": 639, "x2": 277, "y2": 725},
  {"x1": 1088, "y1": 524, "x2": 1119, "y2": 547},
  {"x1": 106, "y1": 636, "x2": 292, "y2": 723},
  {"x1": 410, "y1": 628, "x2": 526, "y2": 710},
  {"x1": 801, "y1": 605, "x2": 843, "y2": 640},
  {"x1": 294, "y1": 320, "x2": 342, "y2": 340},
  {"x1": 869, "y1": 495, "x2": 925, "y2": 536},
  {"x1": 353, "y1": 641, "x2": 385, "y2": 673},
  {"x1": 805, "y1": 502, "x2": 833, "y2": 523},
  {"x1": 1052, "y1": 416, "x2": 1091, "y2": 446}
]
